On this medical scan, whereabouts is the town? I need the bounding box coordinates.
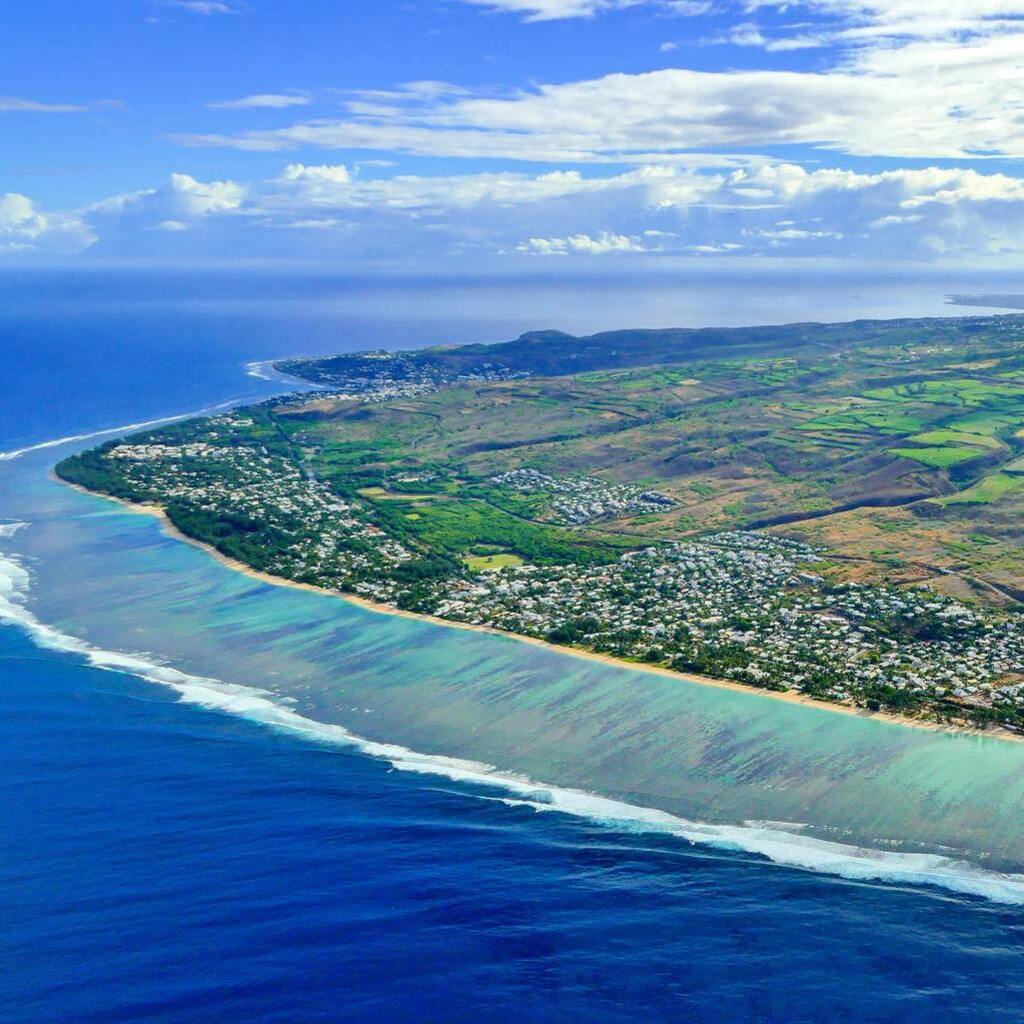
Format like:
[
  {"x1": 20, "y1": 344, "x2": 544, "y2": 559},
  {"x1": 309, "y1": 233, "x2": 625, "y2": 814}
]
[
  {"x1": 489, "y1": 468, "x2": 676, "y2": 524},
  {"x1": 59, "y1": 405, "x2": 1024, "y2": 731},
  {"x1": 276, "y1": 350, "x2": 532, "y2": 405}
]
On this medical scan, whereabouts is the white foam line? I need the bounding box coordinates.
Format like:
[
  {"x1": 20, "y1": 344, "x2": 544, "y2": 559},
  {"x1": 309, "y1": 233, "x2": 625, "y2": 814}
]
[
  {"x1": 1, "y1": 527, "x2": 1023, "y2": 905},
  {"x1": 245, "y1": 360, "x2": 282, "y2": 381},
  {"x1": 0, "y1": 398, "x2": 247, "y2": 462},
  {"x1": 246, "y1": 357, "x2": 334, "y2": 390}
]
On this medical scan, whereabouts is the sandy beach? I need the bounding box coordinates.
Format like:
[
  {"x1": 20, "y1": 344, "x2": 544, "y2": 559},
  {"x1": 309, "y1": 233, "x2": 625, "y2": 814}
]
[{"x1": 59, "y1": 476, "x2": 1023, "y2": 745}]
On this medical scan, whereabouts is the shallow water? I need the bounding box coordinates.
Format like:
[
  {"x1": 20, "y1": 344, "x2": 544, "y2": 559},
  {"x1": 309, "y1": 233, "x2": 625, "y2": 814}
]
[
  {"x1": 5, "y1": 269, "x2": 1024, "y2": 1021},
  {"x1": 6, "y1": 448, "x2": 1024, "y2": 893}
]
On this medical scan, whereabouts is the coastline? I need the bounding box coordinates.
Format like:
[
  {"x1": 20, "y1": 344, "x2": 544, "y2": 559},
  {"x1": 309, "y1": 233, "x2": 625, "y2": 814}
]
[{"x1": 57, "y1": 476, "x2": 1024, "y2": 745}]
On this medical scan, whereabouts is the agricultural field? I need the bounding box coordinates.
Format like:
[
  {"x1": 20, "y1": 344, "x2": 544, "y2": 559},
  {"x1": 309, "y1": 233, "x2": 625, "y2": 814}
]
[{"x1": 271, "y1": 314, "x2": 1024, "y2": 602}]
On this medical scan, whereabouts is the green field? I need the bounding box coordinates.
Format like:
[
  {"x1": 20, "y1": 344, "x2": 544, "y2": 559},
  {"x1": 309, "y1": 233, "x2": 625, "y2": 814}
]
[
  {"x1": 796, "y1": 409, "x2": 924, "y2": 436},
  {"x1": 865, "y1": 379, "x2": 1024, "y2": 408},
  {"x1": 463, "y1": 552, "x2": 526, "y2": 571},
  {"x1": 367, "y1": 492, "x2": 630, "y2": 567},
  {"x1": 888, "y1": 446, "x2": 985, "y2": 468},
  {"x1": 906, "y1": 429, "x2": 1002, "y2": 450},
  {"x1": 940, "y1": 473, "x2": 1024, "y2": 505},
  {"x1": 271, "y1": 316, "x2": 1024, "y2": 595},
  {"x1": 951, "y1": 411, "x2": 1024, "y2": 435}
]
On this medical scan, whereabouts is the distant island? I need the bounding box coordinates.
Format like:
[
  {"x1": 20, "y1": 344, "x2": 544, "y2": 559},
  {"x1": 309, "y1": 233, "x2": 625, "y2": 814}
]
[{"x1": 58, "y1": 315, "x2": 1024, "y2": 732}]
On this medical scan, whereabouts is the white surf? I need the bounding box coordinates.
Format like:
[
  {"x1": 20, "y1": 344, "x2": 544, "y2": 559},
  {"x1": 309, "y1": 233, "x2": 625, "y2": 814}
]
[{"x1": 2, "y1": 519, "x2": 1023, "y2": 906}]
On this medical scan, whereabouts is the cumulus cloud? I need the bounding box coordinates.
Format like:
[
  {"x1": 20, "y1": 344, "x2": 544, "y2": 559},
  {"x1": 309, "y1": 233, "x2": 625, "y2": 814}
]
[
  {"x1": 8, "y1": 0, "x2": 1016, "y2": 268},
  {"x1": 87, "y1": 173, "x2": 245, "y2": 237},
  {"x1": 8, "y1": 161, "x2": 1024, "y2": 264},
  {"x1": 515, "y1": 231, "x2": 647, "y2": 255},
  {"x1": 0, "y1": 194, "x2": 95, "y2": 255}
]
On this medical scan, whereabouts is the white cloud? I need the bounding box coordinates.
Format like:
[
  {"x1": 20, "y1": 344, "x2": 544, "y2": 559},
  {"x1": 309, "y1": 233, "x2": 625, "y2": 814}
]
[
  {"x1": 10, "y1": 161, "x2": 1024, "y2": 263},
  {"x1": 751, "y1": 1, "x2": 1024, "y2": 29},
  {"x1": 88, "y1": 173, "x2": 245, "y2": 235},
  {"x1": 159, "y1": 0, "x2": 238, "y2": 13},
  {"x1": 0, "y1": 193, "x2": 95, "y2": 255},
  {"x1": 0, "y1": 97, "x2": 87, "y2": 113},
  {"x1": 732, "y1": 0, "x2": 1024, "y2": 53},
  {"x1": 164, "y1": 0, "x2": 1024, "y2": 168},
  {"x1": 208, "y1": 93, "x2": 310, "y2": 110},
  {"x1": 174, "y1": 32, "x2": 1024, "y2": 162},
  {"x1": 457, "y1": 0, "x2": 712, "y2": 18},
  {"x1": 458, "y1": 0, "x2": 1024, "y2": 32},
  {"x1": 516, "y1": 231, "x2": 647, "y2": 254},
  {"x1": 703, "y1": 20, "x2": 828, "y2": 50},
  {"x1": 456, "y1": 0, "x2": 637, "y2": 20},
  {"x1": 280, "y1": 163, "x2": 352, "y2": 183},
  {"x1": 0, "y1": 96, "x2": 121, "y2": 113}
]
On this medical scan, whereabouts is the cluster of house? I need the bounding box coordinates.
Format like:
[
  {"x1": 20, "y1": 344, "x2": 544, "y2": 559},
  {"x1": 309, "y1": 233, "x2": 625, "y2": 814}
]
[
  {"x1": 279, "y1": 353, "x2": 531, "y2": 405},
  {"x1": 427, "y1": 531, "x2": 1024, "y2": 713},
  {"x1": 104, "y1": 426, "x2": 413, "y2": 586},
  {"x1": 346, "y1": 381, "x2": 438, "y2": 405},
  {"x1": 101, "y1": 421, "x2": 1024, "y2": 721},
  {"x1": 490, "y1": 468, "x2": 676, "y2": 524}
]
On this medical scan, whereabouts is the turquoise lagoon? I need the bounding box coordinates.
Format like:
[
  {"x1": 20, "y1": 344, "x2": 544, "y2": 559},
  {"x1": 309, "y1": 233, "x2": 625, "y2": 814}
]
[{"x1": 4, "y1": 439, "x2": 1024, "y2": 901}]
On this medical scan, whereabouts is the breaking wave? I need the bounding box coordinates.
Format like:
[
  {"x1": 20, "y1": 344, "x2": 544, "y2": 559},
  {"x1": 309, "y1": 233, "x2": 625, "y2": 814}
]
[
  {"x1": 0, "y1": 397, "x2": 247, "y2": 463},
  {"x1": 2, "y1": 519, "x2": 1024, "y2": 905},
  {"x1": 0, "y1": 417, "x2": 183, "y2": 462},
  {"x1": 246, "y1": 358, "x2": 330, "y2": 388},
  {"x1": 245, "y1": 360, "x2": 283, "y2": 381}
]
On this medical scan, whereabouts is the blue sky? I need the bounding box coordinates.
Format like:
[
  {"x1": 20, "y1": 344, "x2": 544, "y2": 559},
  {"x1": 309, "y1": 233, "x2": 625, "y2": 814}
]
[{"x1": 5, "y1": 0, "x2": 1024, "y2": 265}]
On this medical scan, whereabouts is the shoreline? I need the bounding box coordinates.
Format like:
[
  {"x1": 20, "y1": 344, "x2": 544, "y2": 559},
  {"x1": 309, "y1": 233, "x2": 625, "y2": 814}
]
[{"x1": 57, "y1": 475, "x2": 1024, "y2": 745}]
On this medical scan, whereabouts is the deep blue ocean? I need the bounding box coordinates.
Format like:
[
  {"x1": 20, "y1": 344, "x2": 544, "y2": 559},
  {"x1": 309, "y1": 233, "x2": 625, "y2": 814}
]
[{"x1": 5, "y1": 269, "x2": 1024, "y2": 1023}]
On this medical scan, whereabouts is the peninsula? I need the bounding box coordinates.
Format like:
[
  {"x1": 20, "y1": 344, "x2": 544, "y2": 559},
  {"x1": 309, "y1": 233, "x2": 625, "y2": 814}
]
[{"x1": 58, "y1": 315, "x2": 1024, "y2": 731}]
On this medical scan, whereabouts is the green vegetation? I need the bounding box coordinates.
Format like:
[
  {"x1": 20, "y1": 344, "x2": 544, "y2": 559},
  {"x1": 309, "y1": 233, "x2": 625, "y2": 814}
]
[
  {"x1": 367, "y1": 493, "x2": 627, "y2": 566},
  {"x1": 268, "y1": 314, "x2": 1024, "y2": 589},
  {"x1": 865, "y1": 378, "x2": 1024, "y2": 408},
  {"x1": 952, "y1": 411, "x2": 1024, "y2": 435},
  {"x1": 906, "y1": 429, "x2": 1002, "y2": 449},
  {"x1": 940, "y1": 473, "x2": 1024, "y2": 505},
  {"x1": 797, "y1": 408, "x2": 925, "y2": 436},
  {"x1": 888, "y1": 446, "x2": 986, "y2": 468},
  {"x1": 463, "y1": 552, "x2": 525, "y2": 571}
]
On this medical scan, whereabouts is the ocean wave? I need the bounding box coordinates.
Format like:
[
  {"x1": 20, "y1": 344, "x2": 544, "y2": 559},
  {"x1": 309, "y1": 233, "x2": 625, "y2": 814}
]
[
  {"x1": 0, "y1": 398, "x2": 245, "y2": 463},
  {"x1": 244, "y1": 360, "x2": 282, "y2": 381},
  {"x1": 246, "y1": 358, "x2": 330, "y2": 388},
  {"x1": 1, "y1": 527, "x2": 1023, "y2": 905},
  {"x1": 0, "y1": 416, "x2": 185, "y2": 463}
]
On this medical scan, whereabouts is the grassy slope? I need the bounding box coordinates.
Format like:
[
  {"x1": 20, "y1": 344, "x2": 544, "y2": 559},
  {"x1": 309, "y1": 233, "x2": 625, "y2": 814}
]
[
  {"x1": 277, "y1": 317, "x2": 1024, "y2": 601},
  {"x1": 58, "y1": 315, "x2": 1024, "y2": 604}
]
